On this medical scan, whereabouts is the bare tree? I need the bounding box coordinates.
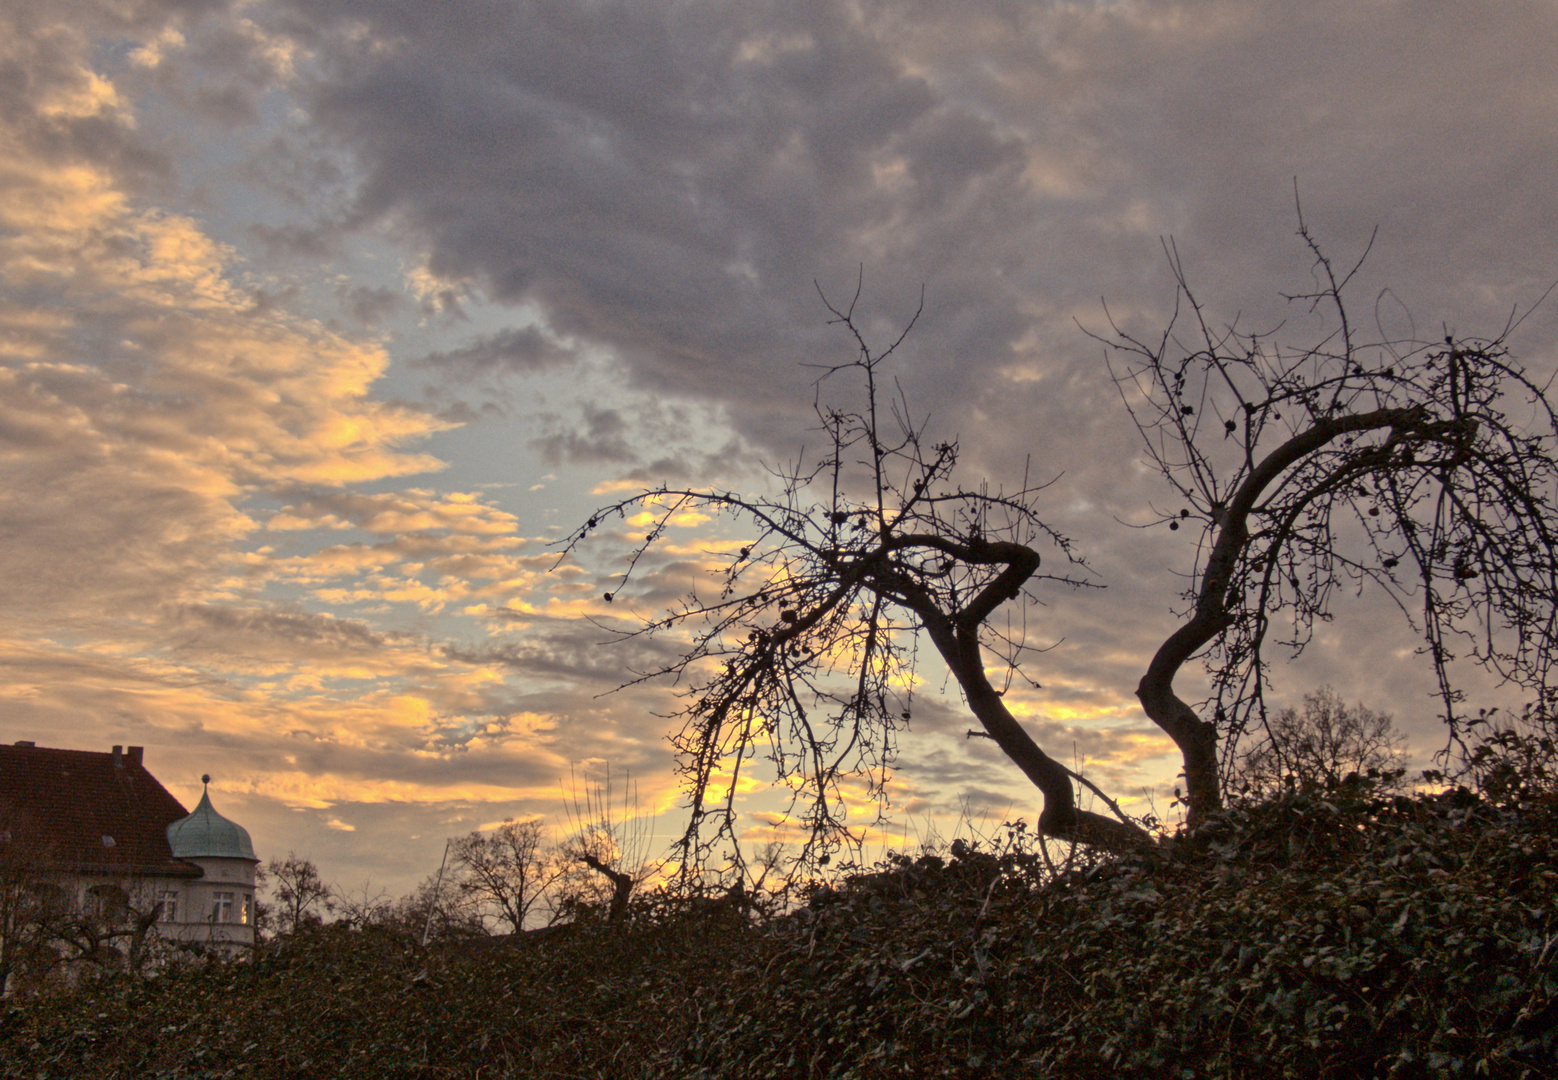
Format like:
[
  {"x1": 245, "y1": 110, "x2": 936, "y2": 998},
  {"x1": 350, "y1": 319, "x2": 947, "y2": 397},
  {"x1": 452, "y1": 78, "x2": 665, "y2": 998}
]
[
  {"x1": 381, "y1": 872, "x2": 486, "y2": 942},
  {"x1": 1230, "y1": 687, "x2": 1408, "y2": 797},
  {"x1": 265, "y1": 854, "x2": 334, "y2": 936},
  {"x1": 564, "y1": 278, "x2": 1142, "y2": 869},
  {"x1": 449, "y1": 819, "x2": 565, "y2": 935},
  {"x1": 332, "y1": 880, "x2": 395, "y2": 929},
  {"x1": 1102, "y1": 206, "x2": 1558, "y2": 824},
  {"x1": 2, "y1": 816, "x2": 170, "y2": 989}
]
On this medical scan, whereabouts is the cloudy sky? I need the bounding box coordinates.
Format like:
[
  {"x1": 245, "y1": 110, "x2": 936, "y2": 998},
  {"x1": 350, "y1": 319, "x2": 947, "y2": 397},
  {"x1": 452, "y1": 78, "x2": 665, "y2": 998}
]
[{"x1": 4, "y1": 0, "x2": 1557, "y2": 897}]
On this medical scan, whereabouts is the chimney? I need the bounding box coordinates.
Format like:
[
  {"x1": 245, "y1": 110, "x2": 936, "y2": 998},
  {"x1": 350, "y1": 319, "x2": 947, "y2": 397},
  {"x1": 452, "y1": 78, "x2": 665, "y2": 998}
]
[
  {"x1": 13, "y1": 740, "x2": 34, "y2": 747},
  {"x1": 112, "y1": 745, "x2": 123, "y2": 767},
  {"x1": 127, "y1": 746, "x2": 144, "y2": 766}
]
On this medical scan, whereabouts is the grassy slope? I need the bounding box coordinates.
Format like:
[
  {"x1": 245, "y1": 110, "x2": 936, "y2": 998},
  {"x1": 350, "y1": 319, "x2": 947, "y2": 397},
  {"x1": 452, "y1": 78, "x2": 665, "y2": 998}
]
[{"x1": 3, "y1": 789, "x2": 1555, "y2": 1080}]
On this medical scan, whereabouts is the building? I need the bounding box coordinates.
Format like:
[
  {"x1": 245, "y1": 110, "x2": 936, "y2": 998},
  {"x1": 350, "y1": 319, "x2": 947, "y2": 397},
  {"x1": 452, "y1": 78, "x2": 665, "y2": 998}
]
[{"x1": 0, "y1": 741, "x2": 259, "y2": 990}]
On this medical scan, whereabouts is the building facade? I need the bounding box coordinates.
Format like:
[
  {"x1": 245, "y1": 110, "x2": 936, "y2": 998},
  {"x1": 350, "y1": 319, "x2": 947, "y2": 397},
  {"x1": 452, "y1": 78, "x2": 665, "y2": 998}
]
[{"x1": 0, "y1": 742, "x2": 259, "y2": 991}]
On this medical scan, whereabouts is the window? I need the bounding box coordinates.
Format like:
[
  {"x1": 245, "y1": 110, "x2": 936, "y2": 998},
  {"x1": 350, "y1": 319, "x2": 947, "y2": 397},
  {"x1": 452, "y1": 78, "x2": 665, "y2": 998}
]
[
  {"x1": 157, "y1": 890, "x2": 179, "y2": 923},
  {"x1": 87, "y1": 884, "x2": 129, "y2": 922},
  {"x1": 241, "y1": 893, "x2": 253, "y2": 926},
  {"x1": 211, "y1": 891, "x2": 234, "y2": 923}
]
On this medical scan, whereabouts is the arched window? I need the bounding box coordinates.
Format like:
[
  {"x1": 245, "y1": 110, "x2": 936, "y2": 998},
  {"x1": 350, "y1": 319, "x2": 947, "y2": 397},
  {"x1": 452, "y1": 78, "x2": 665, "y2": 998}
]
[{"x1": 86, "y1": 884, "x2": 129, "y2": 923}]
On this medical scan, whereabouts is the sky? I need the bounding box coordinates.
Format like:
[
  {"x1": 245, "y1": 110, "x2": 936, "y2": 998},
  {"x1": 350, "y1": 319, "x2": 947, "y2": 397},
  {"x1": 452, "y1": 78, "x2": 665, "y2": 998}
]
[{"x1": 4, "y1": 0, "x2": 1558, "y2": 899}]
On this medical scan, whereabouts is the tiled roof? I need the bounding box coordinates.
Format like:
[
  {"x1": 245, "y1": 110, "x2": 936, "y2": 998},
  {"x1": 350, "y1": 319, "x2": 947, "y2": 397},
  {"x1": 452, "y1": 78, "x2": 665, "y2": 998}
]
[{"x1": 0, "y1": 743, "x2": 201, "y2": 878}]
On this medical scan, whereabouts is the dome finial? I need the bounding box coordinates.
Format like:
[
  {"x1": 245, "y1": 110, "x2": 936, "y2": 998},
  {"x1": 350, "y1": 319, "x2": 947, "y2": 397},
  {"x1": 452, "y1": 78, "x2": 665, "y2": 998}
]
[{"x1": 202, "y1": 773, "x2": 211, "y2": 787}]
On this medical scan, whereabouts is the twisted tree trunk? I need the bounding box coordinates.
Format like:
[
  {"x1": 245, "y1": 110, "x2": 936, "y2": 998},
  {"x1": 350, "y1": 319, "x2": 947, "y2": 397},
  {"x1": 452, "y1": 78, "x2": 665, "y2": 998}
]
[{"x1": 580, "y1": 853, "x2": 634, "y2": 923}]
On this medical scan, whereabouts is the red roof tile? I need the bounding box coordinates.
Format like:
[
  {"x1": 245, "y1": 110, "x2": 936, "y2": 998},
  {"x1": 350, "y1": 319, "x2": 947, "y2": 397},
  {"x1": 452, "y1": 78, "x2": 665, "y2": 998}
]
[{"x1": 0, "y1": 743, "x2": 200, "y2": 877}]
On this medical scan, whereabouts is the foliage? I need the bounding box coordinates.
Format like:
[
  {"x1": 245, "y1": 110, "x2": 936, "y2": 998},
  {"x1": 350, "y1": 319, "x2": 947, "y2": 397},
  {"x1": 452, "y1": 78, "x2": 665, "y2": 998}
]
[
  {"x1": 5, "y1": 721, "x2": 1557, "y2": 1079},
  {"x1": 1434, "y1": 705, "x2": 1558, "y2": 810}
]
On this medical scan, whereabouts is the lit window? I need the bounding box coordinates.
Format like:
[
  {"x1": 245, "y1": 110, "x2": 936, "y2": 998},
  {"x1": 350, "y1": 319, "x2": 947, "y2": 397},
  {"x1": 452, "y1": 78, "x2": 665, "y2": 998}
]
[
  {"x1": 158, "y1": 890, "x2": 178, "y2": 922},
  {"x1": 211, "y1": 891, "x2": 234, "y2": 923},
  {"x1": 241, "y1": 893, "x2": 253, "y2": 925}
]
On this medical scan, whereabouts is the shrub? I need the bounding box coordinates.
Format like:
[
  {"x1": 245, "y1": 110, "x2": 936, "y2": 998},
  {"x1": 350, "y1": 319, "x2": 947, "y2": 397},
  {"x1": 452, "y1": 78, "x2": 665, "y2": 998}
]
[{"x1": 3, "y1": 733, "x2": 1555, "y2": 1079}]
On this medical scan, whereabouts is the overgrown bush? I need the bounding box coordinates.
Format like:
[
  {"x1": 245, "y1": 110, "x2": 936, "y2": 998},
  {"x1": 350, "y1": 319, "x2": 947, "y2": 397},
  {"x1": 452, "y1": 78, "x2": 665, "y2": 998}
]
[
  {"x1": 4, "y1": 728, "x2": 1556, "y2": 1079},
  {"x1": 668, "y1": 786, "x2": 1556, "y2": 1079}
]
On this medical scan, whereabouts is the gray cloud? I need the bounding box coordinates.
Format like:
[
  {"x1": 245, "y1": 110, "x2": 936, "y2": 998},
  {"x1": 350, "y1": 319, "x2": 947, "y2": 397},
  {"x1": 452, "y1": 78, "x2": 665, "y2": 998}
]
[
  {"x1": 530, "y1": 403, "x2": 636, "y2": 465},
  {"x1": 414, "y1": 325, "x2": 577, "y2": 377},
  {"x1": 166, "y1": 604, "x2": 414, "y2": 667},
  {"x1": 268, "y1": 0, "x2": 1558, "y2": 472},
  {"x1": 335, "y1": 282, "x2": 406, "y2": 326},
  {"x1": 441, "y1": 621, "x2": 688, "y2": 691}
]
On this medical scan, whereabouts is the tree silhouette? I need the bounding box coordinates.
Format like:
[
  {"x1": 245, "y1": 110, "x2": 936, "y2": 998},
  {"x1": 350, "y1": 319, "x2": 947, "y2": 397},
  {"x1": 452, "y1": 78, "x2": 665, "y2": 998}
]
[
  {"x1": 565, "y1": 278, "x2": 1138, "y2": 867},
  {"x1": 566, "y1": 224, "x2": 1558, "y2": 863},
  {"x1": 1102, "y1": 211, "x2": 1558, "y2": 823},
  {"x1": 449, "y1": 819, "x2": 565, "y2": 935},
  {"x1": 558, "y1": 765, "x2": 653, "y2": 923},
  {"x1": 1228, "y1": 686, "x2": 1407, "y2": 797},
  {"x1": 265, "y1": 853, "x2": 334, "y2": 935}
]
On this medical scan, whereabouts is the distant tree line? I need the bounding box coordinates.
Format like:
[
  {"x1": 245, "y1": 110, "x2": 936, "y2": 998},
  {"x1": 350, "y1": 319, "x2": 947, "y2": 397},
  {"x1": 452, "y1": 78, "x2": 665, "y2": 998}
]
[{"x1": 256, "y1": 766, "x2": 658, "y2": 945}]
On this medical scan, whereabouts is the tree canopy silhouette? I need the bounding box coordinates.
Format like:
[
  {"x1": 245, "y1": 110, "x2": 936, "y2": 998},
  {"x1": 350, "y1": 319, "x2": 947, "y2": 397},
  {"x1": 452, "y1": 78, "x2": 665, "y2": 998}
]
[{"x1": 564, "y1": 222, "x2": 1558, "y2": 865}]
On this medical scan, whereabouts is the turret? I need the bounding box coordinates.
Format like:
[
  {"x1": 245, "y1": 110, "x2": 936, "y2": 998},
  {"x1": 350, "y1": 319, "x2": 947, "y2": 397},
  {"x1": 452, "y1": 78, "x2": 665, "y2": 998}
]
[{"x1": 163, "y1": 775, "x2": 258, "y2": 947}]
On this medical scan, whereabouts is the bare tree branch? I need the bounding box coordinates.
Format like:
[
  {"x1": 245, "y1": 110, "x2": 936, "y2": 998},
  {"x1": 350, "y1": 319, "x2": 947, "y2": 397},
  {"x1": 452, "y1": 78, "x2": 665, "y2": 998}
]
[
  {"x1": 1096, "y1": 216, "x2": 1558, "y2": 822},
  {"x1": 563, "y1": 288, "x2": 1140, "y2": 874}
]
